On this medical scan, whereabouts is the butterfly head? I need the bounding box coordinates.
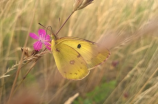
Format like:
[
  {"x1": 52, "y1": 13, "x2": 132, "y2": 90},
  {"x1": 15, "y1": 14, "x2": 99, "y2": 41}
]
[{"x1": 51, "y1": 34, "x2": 58, "y2": 51}]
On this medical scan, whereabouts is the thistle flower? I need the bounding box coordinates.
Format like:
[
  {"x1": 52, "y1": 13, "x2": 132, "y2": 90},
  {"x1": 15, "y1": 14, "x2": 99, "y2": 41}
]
[
  {"x1": 73, "y1": 0, "x2": 94, "y2": 11},
  {"x1": 30, "y1": 29, "x2": 51, "y2": 51}
]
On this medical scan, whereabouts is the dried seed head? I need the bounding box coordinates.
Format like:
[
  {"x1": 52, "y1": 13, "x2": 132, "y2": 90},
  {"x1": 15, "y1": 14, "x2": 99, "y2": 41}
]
[
  {"x1": 21, "y1": 48, "x2": 29, "y2": 57},
  {"x1": 31, "y1": 50, "x2": 39, "y2": 56},
  {"x1": 73, "y1": 0, "x2": 83, "y2": 11},
  {"x1": 73, "y1": 0, "x2": 94, "y2": 11}
]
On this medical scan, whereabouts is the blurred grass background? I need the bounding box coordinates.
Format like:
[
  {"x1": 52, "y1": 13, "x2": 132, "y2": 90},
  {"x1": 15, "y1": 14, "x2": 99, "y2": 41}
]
[{"x1": 0, "y1": 0, "x2": 158, "y2": 104}]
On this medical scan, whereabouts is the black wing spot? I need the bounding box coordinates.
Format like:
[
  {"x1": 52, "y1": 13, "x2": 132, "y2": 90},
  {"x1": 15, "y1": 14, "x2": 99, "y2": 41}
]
[
  {"x1": 75, "y1": 73, "x2": 77, "y2": 75},
  {"x1": 77, "y1": 44, "x2": 81, "y2": 49}
]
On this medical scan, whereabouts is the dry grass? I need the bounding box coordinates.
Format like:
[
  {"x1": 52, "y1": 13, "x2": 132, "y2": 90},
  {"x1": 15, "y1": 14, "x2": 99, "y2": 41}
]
[{"x1": 0, "y1": 0, "x2": 158, "y2": 104}]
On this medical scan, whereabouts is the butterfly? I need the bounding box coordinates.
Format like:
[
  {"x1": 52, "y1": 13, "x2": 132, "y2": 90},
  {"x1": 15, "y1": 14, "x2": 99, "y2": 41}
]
[{"x1": 51, "y1": 36, "x2": 110, "y2": 80}]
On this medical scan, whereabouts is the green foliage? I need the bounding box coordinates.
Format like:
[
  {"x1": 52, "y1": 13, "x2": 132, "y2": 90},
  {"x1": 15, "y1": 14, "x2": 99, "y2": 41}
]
[
  {"x1": 25, "y1": 73, "x2": 36, "y2": 85},
  {"x1": 74, "y1": 80, "x2": 116, "y2": 104}
]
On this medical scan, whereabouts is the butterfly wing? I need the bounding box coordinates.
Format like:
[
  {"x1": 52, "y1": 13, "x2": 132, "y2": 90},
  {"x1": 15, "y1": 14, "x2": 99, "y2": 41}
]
[
  {"x1": 56, "y1": 37, "x2": 110, "y2": 68},
  {"x1": 52, "y1": 42, "x2": 89, "y2": 80}
]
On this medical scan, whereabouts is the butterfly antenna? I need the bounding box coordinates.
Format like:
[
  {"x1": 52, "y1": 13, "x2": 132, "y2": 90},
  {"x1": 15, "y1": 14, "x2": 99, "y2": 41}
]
[
  {"x1": 38, "y1": 23, "x2": 46, "y2": 28},
  {"x1": 39, "y1": 23, "x2": 55, "y2": 37},
  {"x1": 46, "y1": 26, "x2": 55, "y2": 37}
]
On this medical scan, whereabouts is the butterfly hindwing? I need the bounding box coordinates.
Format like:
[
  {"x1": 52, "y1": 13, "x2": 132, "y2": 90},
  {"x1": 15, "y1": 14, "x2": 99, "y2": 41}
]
[
  {"x1": 56, "y1": 37, "x2": 110, "y2": 68},
  {"x1": 52, "y1": 42, "x2": 89, "y2": 80}
]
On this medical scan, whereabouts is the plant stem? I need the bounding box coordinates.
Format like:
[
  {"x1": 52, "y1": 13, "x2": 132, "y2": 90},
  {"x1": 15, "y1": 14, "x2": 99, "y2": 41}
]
[
  {"x1": 7, "y1": 2, "x2": 37, "y2": 103},
  {"x1": 13, "y1": 59, "x2": 39, "y2": 94},
  {"x1": 55, "y1": 11, "x2": 75, "y2": 36}
]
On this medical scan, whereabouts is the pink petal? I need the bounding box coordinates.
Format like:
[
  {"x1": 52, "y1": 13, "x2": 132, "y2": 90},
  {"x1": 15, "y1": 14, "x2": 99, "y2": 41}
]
[
  {"x1": 44, "y1": 42, "x2": 51, "y2": 46},
  {"x1": 46, "y1": 46, "x2": 51, "y2": 50},
  {"x1": 30, "y1": 33, "x2": 39, "y2": 40},
  {"x1": 44, "y1": 42, "x2": 51, "y2": 50},
  {"x1": 45, "y1": 35, "x2": 51, "y2": 42},
  {"x1": 38, "y1": 29, "x2": 46, "y2": 38},
  {"x1": 33, "y1": 41, "x2": 42, "y2": 51}
]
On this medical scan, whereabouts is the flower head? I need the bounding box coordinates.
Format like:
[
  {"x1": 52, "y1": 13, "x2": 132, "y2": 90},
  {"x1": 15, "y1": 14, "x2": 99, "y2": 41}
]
[
  {"x1": 73, "y1": 0, "x2": 94, "y2": 11},
  {"x1": 30, "y1": 29, "x2": 51, "y2": 51}
]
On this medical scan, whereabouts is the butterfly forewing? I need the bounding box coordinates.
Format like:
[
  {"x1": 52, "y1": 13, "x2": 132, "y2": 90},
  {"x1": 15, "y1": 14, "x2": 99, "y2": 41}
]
[
  {"x1": 56, "y1": 37, "x2": 110, "y2": 68},
  {"x1": 52, "y1": 42, "x2": 89, "y2": 80}
]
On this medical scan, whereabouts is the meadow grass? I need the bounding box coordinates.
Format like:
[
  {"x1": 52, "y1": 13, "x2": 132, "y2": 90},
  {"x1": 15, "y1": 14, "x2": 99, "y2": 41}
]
[{"x1": 0, "y1": 0, "x2": 158, "y2": 104}]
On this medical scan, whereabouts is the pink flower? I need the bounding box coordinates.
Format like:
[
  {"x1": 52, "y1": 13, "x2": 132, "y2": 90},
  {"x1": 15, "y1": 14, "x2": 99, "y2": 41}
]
[{"x1": 30, "y1": 29, "x2": 51, "y2": 51}]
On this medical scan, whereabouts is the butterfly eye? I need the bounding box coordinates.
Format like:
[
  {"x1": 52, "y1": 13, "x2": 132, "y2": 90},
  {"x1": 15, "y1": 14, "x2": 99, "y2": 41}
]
[{"x1": 77, "y1": 44, "x2": 81, "y2": 48}]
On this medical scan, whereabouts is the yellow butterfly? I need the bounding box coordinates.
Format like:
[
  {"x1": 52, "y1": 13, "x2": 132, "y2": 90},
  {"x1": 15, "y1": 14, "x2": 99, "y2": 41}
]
[{"x1": 51, "y1": 36, "x2": 110, "y2": 80}]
